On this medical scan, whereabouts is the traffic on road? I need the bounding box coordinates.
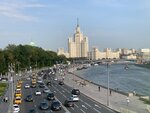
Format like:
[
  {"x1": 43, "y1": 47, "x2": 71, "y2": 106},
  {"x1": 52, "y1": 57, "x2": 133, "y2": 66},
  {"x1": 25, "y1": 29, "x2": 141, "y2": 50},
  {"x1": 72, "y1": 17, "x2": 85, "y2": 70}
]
[{"x1": 12, "y1": 67, "x2": 116, "y2": 113}]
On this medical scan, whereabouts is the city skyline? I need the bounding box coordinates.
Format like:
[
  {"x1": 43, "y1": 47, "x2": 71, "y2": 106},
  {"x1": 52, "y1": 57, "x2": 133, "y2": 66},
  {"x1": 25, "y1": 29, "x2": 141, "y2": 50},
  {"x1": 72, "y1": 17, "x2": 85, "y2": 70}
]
[{"x1": 0, "y1": 0, "x2": 150, "y2": 51}]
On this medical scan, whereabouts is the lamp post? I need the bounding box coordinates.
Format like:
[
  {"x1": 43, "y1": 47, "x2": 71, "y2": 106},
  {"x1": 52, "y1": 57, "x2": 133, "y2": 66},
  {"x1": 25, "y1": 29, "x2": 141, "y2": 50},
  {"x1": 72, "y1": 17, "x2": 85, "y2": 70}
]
[{"x1": 107, "y1": 63, "x2": 110, "y2": 106}]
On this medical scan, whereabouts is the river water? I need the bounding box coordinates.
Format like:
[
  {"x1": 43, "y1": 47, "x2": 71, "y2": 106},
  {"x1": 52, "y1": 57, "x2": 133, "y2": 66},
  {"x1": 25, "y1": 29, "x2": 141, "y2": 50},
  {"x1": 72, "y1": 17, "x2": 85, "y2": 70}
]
[{"x1": 74, "y1": 64, "x2": 150, "y2": 96}]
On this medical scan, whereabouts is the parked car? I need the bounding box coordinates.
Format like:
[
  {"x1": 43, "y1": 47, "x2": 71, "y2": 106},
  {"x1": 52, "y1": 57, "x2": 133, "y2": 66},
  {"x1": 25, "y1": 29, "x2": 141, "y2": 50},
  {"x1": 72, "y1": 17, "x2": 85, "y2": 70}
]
[
  {"x1": 51, "y1": 101, "x2": 61, "y2": 111},
  {"x1": 71, "y1": 89, "x2": 80, "y2": 95}
]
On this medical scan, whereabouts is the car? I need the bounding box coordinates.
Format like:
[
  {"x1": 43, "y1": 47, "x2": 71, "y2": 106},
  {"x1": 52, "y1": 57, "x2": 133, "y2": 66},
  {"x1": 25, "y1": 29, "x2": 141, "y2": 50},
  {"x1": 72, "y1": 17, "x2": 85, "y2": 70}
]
[
  {"x1": 54, "y1": 77, "x2": 57, "y2": 81},
  {"x1": 31, "y1": 84, "x2": 36, "y2": 88},
  {"x1": 24, "y1": 84, "x2": 30, "y2": 88},
  {"x1": 43, "y1": 111, "x2": 52, "y2": 113},
  {"x1": 40, "y1": 101, "x2": 49, "y2": 110},
  {"x1": 71, "y1": 89, "x2": 80, "y2": 95},
  {"x1": 43, "y1": 88, "x2": 50, "y2": 93},
  {"x1": 47, "y1": 92, "x2": 55, "y2": 100},
  {"x1": 14, "y1": 97, "x2": 22, "y2": 104},
  {"x1": 25, "y1": 95, "x2": 33, "y2": 102},
  {"x1": 37, "y1": 80, "x2": 43, "y2": 84},
  {"x1": 39, "y1": 83, "x2": 45, "y2": 88},
  {"x1": 69, "y1": 95, "x2": 79, "y2": 102},
  {"x1": 58, "y1": 81, "x2": 64, "y2": 85},
  {"x1": 46, "y1": 81, "x2": 51, "y2": 86},
  {"x1": 15, "y1": 91, "x2": 22, "y2": 97},
  {"x1": 26, "y1": 77, "x2": 31, "y2": 80},
  {"x1": 64, "y1": 99, "x2": 74, "y2": 107},
  {"x1": 35, "y1": 90, "x2": 41, "y2": 95},
  {"x1": 51, "y1": 101, "x2": 61, "y2": 111},
  {"x1": 29, "y1": 109, "x2": 37, "y2": 113},
  {"x1": 13, "y1": 104, "x2": 20, "y2": 113}
]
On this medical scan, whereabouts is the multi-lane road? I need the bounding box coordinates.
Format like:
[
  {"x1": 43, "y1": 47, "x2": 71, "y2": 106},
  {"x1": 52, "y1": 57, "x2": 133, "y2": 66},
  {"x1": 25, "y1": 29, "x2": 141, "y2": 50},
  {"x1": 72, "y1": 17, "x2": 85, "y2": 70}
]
[{"x1": 20, "y1": 71, "x2": 117, "y2": 113}]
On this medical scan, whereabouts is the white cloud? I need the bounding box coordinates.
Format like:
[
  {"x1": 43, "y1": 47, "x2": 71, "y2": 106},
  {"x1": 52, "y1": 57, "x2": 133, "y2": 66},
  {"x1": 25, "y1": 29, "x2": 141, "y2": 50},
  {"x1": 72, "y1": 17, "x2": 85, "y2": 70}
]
[{"x1": 0, "y1": 1, "x2": 47, "y2": 21}]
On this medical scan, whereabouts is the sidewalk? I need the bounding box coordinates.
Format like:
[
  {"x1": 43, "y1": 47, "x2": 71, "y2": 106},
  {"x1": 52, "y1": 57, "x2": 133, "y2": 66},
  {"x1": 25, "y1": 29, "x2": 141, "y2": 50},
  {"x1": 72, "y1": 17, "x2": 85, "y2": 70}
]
[
  {"x1": 60, "y1": 71, "x2": 149, "y2": 113},
  {"x1": 0, "y1": 81, "x2": 11, "y2": 113}
]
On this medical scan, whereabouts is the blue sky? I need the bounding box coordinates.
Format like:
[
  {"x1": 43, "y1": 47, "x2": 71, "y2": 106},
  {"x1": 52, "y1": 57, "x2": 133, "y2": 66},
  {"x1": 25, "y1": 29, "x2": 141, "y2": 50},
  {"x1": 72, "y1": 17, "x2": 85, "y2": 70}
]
[{"x1": 0, "y1": 0, "x2": 150, "y2": 51}]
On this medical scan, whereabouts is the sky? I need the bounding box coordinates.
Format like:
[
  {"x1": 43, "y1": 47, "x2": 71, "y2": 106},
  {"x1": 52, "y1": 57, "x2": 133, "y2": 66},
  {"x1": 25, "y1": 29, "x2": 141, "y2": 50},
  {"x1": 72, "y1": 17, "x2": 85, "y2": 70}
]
[{"x1": 0, "y1": 0, "x2": 150, "y2": 51}]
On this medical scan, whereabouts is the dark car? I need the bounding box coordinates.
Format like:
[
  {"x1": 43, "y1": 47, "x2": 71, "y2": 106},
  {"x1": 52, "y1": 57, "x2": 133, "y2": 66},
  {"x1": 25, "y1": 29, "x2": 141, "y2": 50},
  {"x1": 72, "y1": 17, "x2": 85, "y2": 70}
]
[
  {"x1": 40, "y1": 102, "x2": 49, "y2": 110},
  {"x1": 47, "y1": 81, "x2": 51, "y2": 86},
  {"x1": 58, "y1": 81, "x2": 64, "y2": 85},
  {"x1": 25, "y1": 95, "x2": 33, "y2": 102},
  {"x1": 43, "y1": 111, "x2": 52, "y2": 113},
  {"x1": 39, "y1": 83, "x2": 45, "y2": 88},
  {"x1": 71, "y1": 89, "x2": 80, "y2": 95},
  {"x1": 29, "y1": 109, "x2": 37, "y2": 113},
  {"x1": 47, "y1": 92, "x2": 55, "y2": 100},
  {"x1": 64, "y1": 99, "x2": 74, "y2": 107},
  {"x1": 31, "y1": 84, "x2": 36, "y2": 88},
  {"x1": 51, "y1": 101, "x2": 61, "y2": 111}
]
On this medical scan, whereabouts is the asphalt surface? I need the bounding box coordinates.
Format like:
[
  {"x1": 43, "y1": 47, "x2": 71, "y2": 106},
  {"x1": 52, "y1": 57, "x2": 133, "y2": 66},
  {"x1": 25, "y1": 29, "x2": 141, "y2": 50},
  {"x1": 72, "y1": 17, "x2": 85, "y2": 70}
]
[{"x1": 20, "y1": 71, "x2": 116, "y2": 113}]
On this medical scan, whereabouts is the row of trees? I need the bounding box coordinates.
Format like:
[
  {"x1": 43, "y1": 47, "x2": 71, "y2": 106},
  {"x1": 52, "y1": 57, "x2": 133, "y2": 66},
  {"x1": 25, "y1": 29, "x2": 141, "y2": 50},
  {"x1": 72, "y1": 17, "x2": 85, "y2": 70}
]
[{"x1": 0, "y1": 44, "x2": 67, "y2": 74}]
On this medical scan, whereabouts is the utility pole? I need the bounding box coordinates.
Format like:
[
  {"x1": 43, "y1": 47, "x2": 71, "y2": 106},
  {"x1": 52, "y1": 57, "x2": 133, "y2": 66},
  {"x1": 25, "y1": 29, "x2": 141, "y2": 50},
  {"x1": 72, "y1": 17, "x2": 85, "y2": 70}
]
[{"x1": 107, "y1": 63, "x2": 110, "y2": 106}]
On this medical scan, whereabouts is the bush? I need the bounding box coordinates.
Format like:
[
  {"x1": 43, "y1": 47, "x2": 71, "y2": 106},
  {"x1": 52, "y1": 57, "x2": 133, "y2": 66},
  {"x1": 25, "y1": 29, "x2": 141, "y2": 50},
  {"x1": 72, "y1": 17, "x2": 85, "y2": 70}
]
[
  {"x1": 0, "y1": 83, "x2": 7, "y2": 96},
  {"x1": 140, "y1": 98, "x2": 150, "y2": 105}
]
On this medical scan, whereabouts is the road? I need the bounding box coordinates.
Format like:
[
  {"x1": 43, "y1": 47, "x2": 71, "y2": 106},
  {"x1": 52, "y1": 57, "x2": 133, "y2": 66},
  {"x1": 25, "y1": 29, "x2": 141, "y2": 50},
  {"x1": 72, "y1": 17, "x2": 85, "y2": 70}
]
[{"x1": 20, "y1": 71, "x2": 117, "y2": 113}]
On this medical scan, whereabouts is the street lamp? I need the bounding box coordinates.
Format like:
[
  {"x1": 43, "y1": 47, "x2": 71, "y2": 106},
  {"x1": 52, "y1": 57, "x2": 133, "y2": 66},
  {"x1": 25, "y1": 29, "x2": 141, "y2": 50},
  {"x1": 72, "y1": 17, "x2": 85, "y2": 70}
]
[{"x1": 107, "y1": 63, "x2": 110, "y2": 106}]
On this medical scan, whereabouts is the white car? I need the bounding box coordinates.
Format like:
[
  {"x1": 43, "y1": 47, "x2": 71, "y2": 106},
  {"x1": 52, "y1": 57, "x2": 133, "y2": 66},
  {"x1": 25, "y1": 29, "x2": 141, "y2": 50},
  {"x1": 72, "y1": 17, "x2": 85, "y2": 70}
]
[
  {"x1": 43, "y1": 88, "x2": 50, "y2": 93},
  {"x1": 13, "y1": 104, "x2": 20, "y2": 113},
  {"x1": 35, "y1": 90, "x2": 41, "y2": 95},
  {"x1": 24, "y1": 84, "x2": 30, "y2": 88},
  {"x1": 37, "y1": 80, "x2": 43, "y2": 84},
  {"x1": 70, "y1": 95, "x2": 79, "y2": 102}
]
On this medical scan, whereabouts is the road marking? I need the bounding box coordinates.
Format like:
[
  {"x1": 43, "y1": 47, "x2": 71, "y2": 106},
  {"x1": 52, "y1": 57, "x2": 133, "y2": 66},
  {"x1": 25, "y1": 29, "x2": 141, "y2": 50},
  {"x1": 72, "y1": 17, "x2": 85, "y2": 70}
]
[
  {"x1": 63, "y1": 94, "x2": 67, "y2": 98},
  {"x1": 95, "y1": 104, "x2": 101, "y2": 109},
  {"x1": 82, "y1": 105, "x2": 88, "y2": 109},
  {"x1": 71, "y1": 107, "x2": 74, "y2": 110},
  {"x1": 62, "y1": 90, "x2": 65, "y2": 92},
  {"x1": 74, "y1": 104, "x2": 79, "y2": 108},
  {"x1": 84, "y1": 102, "x2": 92, "y2": 107},
  {"x1": 80, "y1": 109, "x2": 86, "y2": 113},
  {"x1": 80, "y1": 99, "x2": 84, "y2": 102},
  {"x1": 93, "y1": 108, "x2": 101, "y2": 113}
]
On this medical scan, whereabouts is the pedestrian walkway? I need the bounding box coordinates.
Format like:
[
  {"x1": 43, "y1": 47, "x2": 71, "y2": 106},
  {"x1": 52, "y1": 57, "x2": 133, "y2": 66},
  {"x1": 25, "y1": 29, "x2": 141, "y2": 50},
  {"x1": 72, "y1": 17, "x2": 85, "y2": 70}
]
[{"x1": 60, "y1": 71, "x2": 149, "y2": 113}]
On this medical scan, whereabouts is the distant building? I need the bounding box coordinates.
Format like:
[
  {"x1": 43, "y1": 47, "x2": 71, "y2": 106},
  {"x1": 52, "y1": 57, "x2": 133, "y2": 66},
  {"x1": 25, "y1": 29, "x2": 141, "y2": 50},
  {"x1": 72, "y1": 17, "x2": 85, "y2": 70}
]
[
  {"x1": 57, "y1": 48, "x2": 69, "y2": 58},
  {"x1": 57, "y1": 20, "x2": 89, "y2": 58},
  {"x1": 68, "y1": 22, "x2": 89, "y2": 58},
  {"x1": 88, "y1": 47, "x2": 120, "y2": 60},
  {"x1": 139, "y1": 48, "x2": 150, "y2": 61}
]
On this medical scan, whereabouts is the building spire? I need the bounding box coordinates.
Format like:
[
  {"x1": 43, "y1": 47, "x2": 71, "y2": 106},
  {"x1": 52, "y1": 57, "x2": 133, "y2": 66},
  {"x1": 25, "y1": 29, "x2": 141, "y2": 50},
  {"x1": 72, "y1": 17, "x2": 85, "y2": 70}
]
[{"x1": 77, "y1": 18, "x2": 79, "y2": 27}]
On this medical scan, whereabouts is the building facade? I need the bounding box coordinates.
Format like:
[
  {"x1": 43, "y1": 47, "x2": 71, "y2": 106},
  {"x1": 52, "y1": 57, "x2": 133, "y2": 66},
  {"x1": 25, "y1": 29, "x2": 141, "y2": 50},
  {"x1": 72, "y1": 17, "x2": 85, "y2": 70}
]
[
  {"x1": 68, "y1": 23, "x2": 89, "y2": 58},
  {"x1": 88, "y1": 47, "x2": 120, "y2": 60}
]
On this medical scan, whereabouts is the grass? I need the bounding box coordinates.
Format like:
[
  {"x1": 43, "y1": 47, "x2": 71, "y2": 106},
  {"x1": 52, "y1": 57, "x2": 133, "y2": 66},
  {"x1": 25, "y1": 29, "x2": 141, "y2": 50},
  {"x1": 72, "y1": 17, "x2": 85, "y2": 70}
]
[
  {"x1": 0, "y1": 83, "x2": 7, "y2": 96},
  {"x1": 140, "y1": 98, "x2": 150, "y2": 105}
]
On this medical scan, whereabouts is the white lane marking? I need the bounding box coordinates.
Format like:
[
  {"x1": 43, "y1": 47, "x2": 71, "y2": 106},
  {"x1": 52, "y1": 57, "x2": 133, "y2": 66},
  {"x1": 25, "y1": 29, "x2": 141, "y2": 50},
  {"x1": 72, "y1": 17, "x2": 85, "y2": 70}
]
[
  {"x1": 62, "y1": 90, "x2": 65, "y2": 92},
  {"x1": 71, "y1": 107, "x2": 74, "y2": 110},
  {"x1": 80, "y1": 109, "x2": 86, "y2": 113},
  {"x1": 74, "y1": 104, "x2": 79, "y2": 108},
  {"x1": 93, "y1": 108, "x2": 101, "y2": 113},
  {"x1": 82, "y1": 105, "x2": 88, "y2": 109},
  {"x1": 80, "y1": 99, "x2": 84, "y2": 102},
  {"x1": 95, "y1": 104, "x2": 101, "y2": 109},
  {"x1": 84, "y1": 102, "x2": 92, "y2": 107},
  {"x1": 63, "y1": 94, "x2": 67, "y2": 98}
]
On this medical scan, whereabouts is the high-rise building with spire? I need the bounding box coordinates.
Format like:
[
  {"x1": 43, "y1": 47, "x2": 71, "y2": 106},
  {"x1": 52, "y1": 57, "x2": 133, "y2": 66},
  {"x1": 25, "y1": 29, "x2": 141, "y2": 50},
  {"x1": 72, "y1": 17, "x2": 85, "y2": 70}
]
[{"x1": 68, "y1": 20, "x2": 89, "y2": 58}]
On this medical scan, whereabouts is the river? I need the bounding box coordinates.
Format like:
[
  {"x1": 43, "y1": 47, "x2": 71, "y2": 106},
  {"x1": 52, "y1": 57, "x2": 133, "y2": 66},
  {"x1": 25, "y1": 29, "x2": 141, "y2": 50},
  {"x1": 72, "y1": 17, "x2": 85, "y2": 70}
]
[{"x1": 74, "y1": 64, "x2": 150, "y2": 96}]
